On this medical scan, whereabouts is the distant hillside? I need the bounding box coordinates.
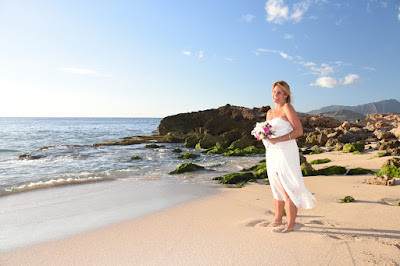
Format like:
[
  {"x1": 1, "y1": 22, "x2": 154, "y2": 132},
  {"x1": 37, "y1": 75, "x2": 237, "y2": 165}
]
[
  {"x1": 321, "y1": 110, "x2": 366, "y2": 121},
  {"x1": 308, "y1": 99, "x2": 400, "y2": 115}
]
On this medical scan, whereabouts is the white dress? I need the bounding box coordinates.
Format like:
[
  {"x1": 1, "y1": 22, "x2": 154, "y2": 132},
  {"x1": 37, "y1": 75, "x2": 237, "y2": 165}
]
[{"x1": 262, "y1": 117, "x2": 316, "y2": 209}]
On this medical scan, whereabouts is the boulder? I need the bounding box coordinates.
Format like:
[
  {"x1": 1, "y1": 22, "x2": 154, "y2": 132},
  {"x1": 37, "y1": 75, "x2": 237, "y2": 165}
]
[
  {"x1": 378, "y1": 140, "x2": 400, "y2": 151},
  {"x1": 177, "y1": 152, "x2": 200, "y2": 159},
  {"x1": 382, "y1": 157, "x2": 400, "y2": 168},
  {"x1": 374, "y1": 129, "x2": 394, "y2": 140},
  {"x1": 390, "y1": 127, "x2": 400, "y2": 139},
  {"x1": 219, "y1": 172, "x2": 255, "y2": 184},
  {"x1": 196, "y1": 133, "x2": 224, "y2": 149},
  {"x1": 305, "y1": 131, "x2": 328, "y2": 146},
  {"x1": 169, "y1": 163, "x2": 204, "y2": 174},
  {"x1": 366, "y1": 175, "x2": 396, "y2": 186}
]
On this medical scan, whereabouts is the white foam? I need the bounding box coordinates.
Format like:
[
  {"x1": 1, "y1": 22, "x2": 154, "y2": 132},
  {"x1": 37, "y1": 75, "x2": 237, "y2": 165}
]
[{"x1": 1, "y1": 176, "x2": 108, "y2": 196}]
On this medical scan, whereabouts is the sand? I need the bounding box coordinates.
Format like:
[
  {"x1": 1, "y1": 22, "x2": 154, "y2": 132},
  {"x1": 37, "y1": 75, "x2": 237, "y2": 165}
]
[{"x1": 1, "y1": 149, "x2": 400, "y2": 265}]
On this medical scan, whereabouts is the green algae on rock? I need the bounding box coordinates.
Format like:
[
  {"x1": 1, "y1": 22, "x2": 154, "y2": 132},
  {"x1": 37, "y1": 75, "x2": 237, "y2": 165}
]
[
  {"x1": 346, "y1": 167, "x2": 374, "y2": 175},
  {"x1": 219, "y1": 172, "x2": 255, "y2": 184},
  {"x1": 342, "y1": 142, "x2": 365, "y2": 153},
  {"x1": 172, "y1": 148, "x2": 183, "y2": 153},
  {"x1": 339, "y1": 196, "x2": 355, "y2": 203},
  {"x1": 310, "y1": 158, "x2": 331, "y2": 164},
  {"x1": 317, "y1": 165, "x2": 347, "y2": 175},
  {"x1": 177, "y1": 152, "x2": 200, "y2": 159},
  {"x1": 169, "y1": 163, "x2": 204, "y2": 174},
  {"x1": 145, "y1": 143, "x2": 165, "y2": 149}
]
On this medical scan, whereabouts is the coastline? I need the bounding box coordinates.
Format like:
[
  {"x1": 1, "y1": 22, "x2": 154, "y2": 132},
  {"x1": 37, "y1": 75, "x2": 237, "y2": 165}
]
[{"x1": 2, "y1": 150, "x2": 400, "y2": 265}]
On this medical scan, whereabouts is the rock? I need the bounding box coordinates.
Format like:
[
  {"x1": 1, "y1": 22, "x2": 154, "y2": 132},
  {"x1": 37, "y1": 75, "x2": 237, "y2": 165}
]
[
  {"x1": 317, "y1": 166, "x2": 346, "y2": 175},
  {"x1": 378, "y1": 140, "x2": 400, "y2": 150},
  {"x1": 346, "y1": 168, "x2": 374, "y2": 175},
  {"x1": 304, "y1": 131, "x2": 328, "y2": 146},
  {"x1": 228, "y1": 136, "x2": 255, "y2": 150},
  {"x1": 184, "y1": 132, "x2": 203, "y2": 148},
  {"x1": 255, "y1": 168, "x2": 268, "y2": 179},
  {"x1": 145, "y1": 144, "x2": 165, "y2": 149},
  {"x1": 310, "y1": 158, "x2": 331, "y2": 164},
  {"x1": 177, "y1": 152, "x2": 200, "y2": 159},
  {"x1": 169, "y1": 163, "x2": 204, "y2": 174},
  {"x1": 308, "y1": 115, "x2": 342, "y2": 128},
  {"x1": 334, "y1": 143, "x2": 344, "y2": 151},
  {"x1": 196, "y1": 133, "x2": 224, "y2": 149},
  {"x1": 342, "y1": 142, "x2": 365, "y2": 153},
  {"x1": 300, "y1": 155, "x2": 318, "y2": 176},
  {"x1": 339, "y1": 196, "x2": 355, "y2": 203},
  {"x1": 325, "y1": 138, "x2": 339, "y2": 147},
  {"x1": 377, "y1": 163, "x2": 400, "y2": 178},
  {"x1": 19, "y1": 152, "x2": 45, "y2": 160},
  {"x1": 341, "y1": 121, "x2": 352, "y2": 130},
  {"x1": 382, "y1": 157, "x2": 400, "y2": 168},
  {"x1": 93, "y1": 138, "x2": 145, "y2": 147},
  {"x1": 172, "y1": 148, "x2": 182, "y2": 153},
  {"x1": 390, "y1": 127, "x2": 400, "y2": 139},
  {"x1": 310, "y1": 145, "x2": 323, "y2": 154},
  {"x1": 130, "y1": 156, "x2": 141, "y2": 160},
  {"x1": 366, "y1": 175, "x2": 396, "y2": 186},
  {"x1": 220, "y1": 172, "x2": 255, "y2": 184},
  {"x1": 374, "y1": 129, "x2": 394, "y2": 140},
  {"x1": 375, "y1": 120, "x2": 389, "y2": 129}
]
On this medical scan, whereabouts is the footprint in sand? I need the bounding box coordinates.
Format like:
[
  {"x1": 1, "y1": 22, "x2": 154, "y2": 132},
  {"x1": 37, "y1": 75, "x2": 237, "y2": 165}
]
[
  {"x1": 244, "y1": 219, "x2": 267, "y2": 227},
  {"x1": 381, "y1": 198, "x2": 400, "y2": 206},
  {"x1": 307, "y1": 219, "x2": 338, "y2": 227}
]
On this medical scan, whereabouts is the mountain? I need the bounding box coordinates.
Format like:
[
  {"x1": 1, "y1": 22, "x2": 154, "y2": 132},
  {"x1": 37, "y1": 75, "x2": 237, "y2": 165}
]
[
  {"x1": 308, "y1": 99, "x2": 400, "y2": 115},
  {"x1": 320, "y1": 110, "x2": 366, "y2": 121}
]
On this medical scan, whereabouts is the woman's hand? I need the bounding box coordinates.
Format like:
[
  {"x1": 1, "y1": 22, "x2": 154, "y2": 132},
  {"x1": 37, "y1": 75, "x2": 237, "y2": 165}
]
[{"x1": 268, "y1": 138, "x2": 279, "y2": 145}]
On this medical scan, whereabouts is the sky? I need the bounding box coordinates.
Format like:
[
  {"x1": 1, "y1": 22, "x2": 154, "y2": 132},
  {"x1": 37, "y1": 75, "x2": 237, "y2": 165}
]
[{"x1": 0, "y1": 0, "x2": 399, "y2": 117}]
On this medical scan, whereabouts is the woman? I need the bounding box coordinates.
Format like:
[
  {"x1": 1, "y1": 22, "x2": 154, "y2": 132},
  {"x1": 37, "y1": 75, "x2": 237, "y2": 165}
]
[{"x1": 263, "y1": 81, "x2": 315, "y2": 233}]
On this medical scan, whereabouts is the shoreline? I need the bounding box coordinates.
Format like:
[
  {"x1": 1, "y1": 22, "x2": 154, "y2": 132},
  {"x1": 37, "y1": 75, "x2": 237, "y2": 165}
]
[{"x1": 2, "y1": 150, "x2": 400, "y2": 265}]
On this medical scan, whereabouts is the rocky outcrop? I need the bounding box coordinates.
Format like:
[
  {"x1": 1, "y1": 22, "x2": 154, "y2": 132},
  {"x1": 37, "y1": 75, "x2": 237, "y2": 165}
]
[{"x1": 158, "y1": 104, "x2": 270, "y2": 149}]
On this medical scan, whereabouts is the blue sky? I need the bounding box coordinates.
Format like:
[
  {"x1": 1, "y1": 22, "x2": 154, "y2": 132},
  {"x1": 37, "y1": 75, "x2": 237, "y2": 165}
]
[{"x1": 0, "y1": 0, "x2": 399, "y2": 117}]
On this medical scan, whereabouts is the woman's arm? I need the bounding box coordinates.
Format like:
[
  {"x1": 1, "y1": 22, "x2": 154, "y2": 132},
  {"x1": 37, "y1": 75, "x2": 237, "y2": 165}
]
[{"x1": 269, "y1": 103, "x2": 303, "y2": 144}]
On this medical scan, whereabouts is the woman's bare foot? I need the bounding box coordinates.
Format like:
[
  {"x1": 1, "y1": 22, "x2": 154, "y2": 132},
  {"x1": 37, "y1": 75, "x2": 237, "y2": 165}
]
[
  {"x1": 267, "y1": 221, "x2": 283, "y2": 227},
  {"x1": 281, "y1": 227, "x2": 294, "y2": 233}
]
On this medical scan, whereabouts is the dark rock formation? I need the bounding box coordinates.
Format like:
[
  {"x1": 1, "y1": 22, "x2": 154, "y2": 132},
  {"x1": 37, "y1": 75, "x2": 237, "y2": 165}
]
[{"x1": 158, "y1": 104, "x2": 270, "y2": 149}]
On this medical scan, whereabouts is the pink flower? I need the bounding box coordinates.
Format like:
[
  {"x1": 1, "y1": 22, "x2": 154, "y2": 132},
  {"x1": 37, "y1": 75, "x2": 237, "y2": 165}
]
[{"x1": 263, "y1": 126, "x2": 269, "y2": 134}]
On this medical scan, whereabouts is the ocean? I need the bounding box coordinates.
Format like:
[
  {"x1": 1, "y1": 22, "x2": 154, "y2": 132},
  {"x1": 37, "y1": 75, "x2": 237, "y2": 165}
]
[{"x1": 0, "y1": 117, "x2": 261, "y2": 251}]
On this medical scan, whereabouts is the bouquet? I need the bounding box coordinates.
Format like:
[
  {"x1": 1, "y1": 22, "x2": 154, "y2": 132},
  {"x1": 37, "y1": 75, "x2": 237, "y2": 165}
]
[{"x1": 251, "y1": 122, "x2": 274, "y2": 141}]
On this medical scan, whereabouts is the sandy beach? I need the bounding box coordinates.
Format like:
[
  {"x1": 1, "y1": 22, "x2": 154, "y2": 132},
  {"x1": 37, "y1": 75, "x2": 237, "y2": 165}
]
[{"x1": 1, "y1": 149, "x2": 400, "y2": 265}]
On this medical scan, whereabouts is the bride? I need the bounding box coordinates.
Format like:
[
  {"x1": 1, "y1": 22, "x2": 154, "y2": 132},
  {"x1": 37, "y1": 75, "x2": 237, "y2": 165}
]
[{"x1": 263, "y1": 81, "x2": 316, "y2": 233}]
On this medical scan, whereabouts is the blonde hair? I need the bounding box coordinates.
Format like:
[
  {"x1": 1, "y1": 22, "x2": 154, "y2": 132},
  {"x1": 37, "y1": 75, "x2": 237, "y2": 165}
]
[{"x1": 272, "y1": 80, "x2": 291, "y2": 104}]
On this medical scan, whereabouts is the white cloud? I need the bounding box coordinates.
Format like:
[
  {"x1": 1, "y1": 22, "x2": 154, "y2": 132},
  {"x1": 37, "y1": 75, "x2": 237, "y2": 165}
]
[
  {"x1": 284, "y1": 33, "x2": 294, "y2": 39},
  {"x1": 291, "y1": 1, "x2": 310, "y2": 22},
  {"x1": 296, "y1": 61, "x2": 316, "y2": 66},
  {"x1": 242, "y1": 13, "x2": 256, "y2": 23},
  {"x1": 256, "y1": 48, "x2": 292, "y2": 60},
  {"x1": 398, "y1": 7, "x2": 400, "y2": 21},
  {"x1": 343, "y1": 74, "x2": 359, "y2": 85},
  {"x1": 57, "y1": 67, "x2": 111, "y2": 77},
  {"x1": 363, "y1": 66, "x2": 376, "y2": 71},
  {"x1": 182, "y1": 50, "x2": 191, "y2": 56},
  {"x1": 310, "y1": 74, "x2": 359, "y2": 88},
  {"x1": 197, "y1": 51, "x2": 204, "y2": 59},
  {"x1": 279, "y1": 52, "x2": 292, "y2": 60},
  {"x1": 265, "y1": 0, "x2": 311, "y2": 24},
  {"x1": 265, "y1": 0, "x2": 289, "y2": 24},
  {"x1": 310, "y1": 63, "x2": 335, "y2": 76}
]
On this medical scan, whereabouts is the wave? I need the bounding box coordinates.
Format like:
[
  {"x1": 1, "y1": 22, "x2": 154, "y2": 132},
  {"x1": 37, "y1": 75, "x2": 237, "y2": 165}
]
[
  {"x1": 0, "y1": 149, "x2": 20, "y2": 153},
  {"x1": 0, "y1": 176, "x2": 112, "y2": 196}
]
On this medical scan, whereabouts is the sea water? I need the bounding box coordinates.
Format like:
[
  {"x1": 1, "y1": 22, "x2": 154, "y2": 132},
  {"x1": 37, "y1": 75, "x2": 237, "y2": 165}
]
[{"x1": 0, "y1": 117, "x2": 262, "y2": 252}]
